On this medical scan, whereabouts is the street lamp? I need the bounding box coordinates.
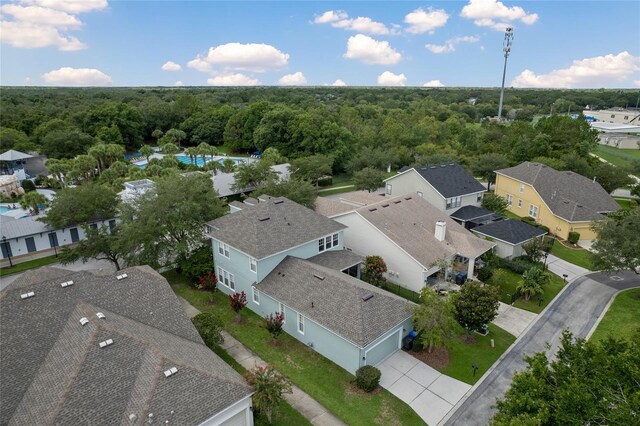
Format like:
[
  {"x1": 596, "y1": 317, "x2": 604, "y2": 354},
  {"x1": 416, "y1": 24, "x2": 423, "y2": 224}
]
[
  {"x1": 2, "y1": 236, "x2": 13, "y2": 268},
  {"x1": 543, "y1": 252, "x2": 549, "y2": 271}
]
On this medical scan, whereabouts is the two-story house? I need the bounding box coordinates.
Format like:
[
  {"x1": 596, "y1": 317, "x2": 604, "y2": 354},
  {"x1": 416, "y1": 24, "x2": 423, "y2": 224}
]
[
  {"x1": 206, "y1": 196, "x2": 414, "y2": 373},
  {"x1": 494, "y1": 162, "x2": 620, "y2": 241},
  {"x1": 383, "y1": 163, "x2": 487, "y2": 213}
]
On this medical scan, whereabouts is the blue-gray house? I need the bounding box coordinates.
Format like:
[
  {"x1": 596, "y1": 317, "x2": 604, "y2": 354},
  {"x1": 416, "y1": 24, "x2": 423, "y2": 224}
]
[{"x1": 206, "y1": 196, "x2": 414, "y2": 374}]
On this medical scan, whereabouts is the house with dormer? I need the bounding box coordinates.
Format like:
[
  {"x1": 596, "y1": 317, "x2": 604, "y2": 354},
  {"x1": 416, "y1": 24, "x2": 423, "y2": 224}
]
[{"x1": 205, "y1": 196, "x2": 414, "y2": 373}]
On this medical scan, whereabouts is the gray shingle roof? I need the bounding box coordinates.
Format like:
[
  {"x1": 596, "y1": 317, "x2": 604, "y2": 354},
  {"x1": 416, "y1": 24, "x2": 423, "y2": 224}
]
[
  {"x1": 402, "y1": 163, "x2": 486, "y2": 198},
  {"x1": 496, "y1": 162, "x2": 620, "y2": 221},
  {"x1": 354, "y1": 195, "x2": 495, "y2": 267},
  {"x1": 207, "y1": 196, "x2": 346, "y2": 259},
  {"x1": 256, "y1": 257, "x2": 414, "y2": 347},
  {"x1": 472, "y1": 219, "x2": 547, "y2": 245},
  {"x1": 0, "y1": 266, "x2": 251, "y2": 425},
  {"x1": 450, "y1": 206, "x2": 494, "y2": 221},
  {"x1": 308, "y1": 249, "x2": 364, "y2": 271}
]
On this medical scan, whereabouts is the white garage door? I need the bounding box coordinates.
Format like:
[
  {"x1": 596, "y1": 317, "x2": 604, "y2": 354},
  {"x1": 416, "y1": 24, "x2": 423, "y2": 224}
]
[{"x1": 366, "y1": 329, "x2": 401, "y2": 366}]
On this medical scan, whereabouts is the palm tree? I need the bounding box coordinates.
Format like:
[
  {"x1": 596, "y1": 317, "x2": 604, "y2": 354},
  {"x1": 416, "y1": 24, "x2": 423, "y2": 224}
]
[
  {"x1": 184, "y1": 147, "x2": 199, "y2": 166},
  {"x1": 46, "y1": 158, "x2": 72, "y2": 188},
  {"x1": 104, "y1": 144, "x2": 125, "y2": 168},
  {"x1": 517, "y1": 266, "x2": 549, "y2": 302},
  {"x1": 88, "y1": 143, "x2": 108, "y2": 173},
  {"x1": 20, "y1": 191, "x2": 47, "y2": 215},
  {"x1": 197, "y1": 142, "x2": 217, "y2": 165},
  {"x1": 151, "y1": 129, "x2": 163, "y2": 143},
  {"x1": 161, "y1": 143, "x2": 180, "y2": 155},
  {"x1": 221, "y1": 158, "x2": 236, "y2": 173},
  {"x1": 139, "y1": 144, "x2": 154, "y2": 162}
]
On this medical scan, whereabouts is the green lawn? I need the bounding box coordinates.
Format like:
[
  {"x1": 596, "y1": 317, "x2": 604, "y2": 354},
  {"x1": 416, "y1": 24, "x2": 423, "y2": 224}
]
[
  {"x1": 548, "y1": 238, "x2": 595, "y2": 270},
  {"x1": 615, "y1": 198, "x2": 639, "y2": 209},
  {"x1": 487, "y1": 268, "x2": 566, "y2": 314},
  {"x1": 166, "y1": 271, "x2": 425, "y2": 426},
  {"x1": 0, "y1": 255, "x2": 60, "y2": 277},
  {"x1": 590, "y1": 289, "x2": 640, "y2": 343},
  {"x1": 440, "y1": 324, "x2": 515, "y2": 385},
  {"x1": 317, "y1": 186, "x2": 356, "y2": 196},
  {"x1": 595, "y1": 145, "x2": 640, "y2": 173}
]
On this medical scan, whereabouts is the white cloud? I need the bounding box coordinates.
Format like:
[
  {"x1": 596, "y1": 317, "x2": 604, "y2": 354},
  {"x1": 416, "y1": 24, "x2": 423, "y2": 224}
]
[
  {"x1": 19, "y1": 0, "x2": 108, "y2": 14},
  {"x1": 175, "y1": 80, "x2": 184, "y2": 87},
  {"x1": 0, "y1": 20, "x2": 85, "y2": 50},
  {"x1": 42, "y1": 67, "x2": 111, "y2": 86},
  {"x1": 404, "y1": 7, "x2": 449, "y2": 34},
  {"x1": 511, "y1": 51, "x2": 640, "y2": 88},
  {"x1": 423, "y1": 80, "x2": 445, "y2": 87},
  {"x1": 189, "y1": 42, "x2": 289, "y2": 73},
  {"x1": 460, "y1": 0, "x2": 538, "y2": 31},
  {"x1": 278, "y1": 72, "x2": 307, "y2": 86},
  {"x1": 313, "y1": 10, "x2": 348, "y2": 24},
  {"x1": 1, "y1": 4, "x2": 82, "y2": 27},
  {"x1": 161, "y1": 61, "x2": 182, "y2": 71},
  {"x1": 207, "y1": 73, "x2": 260, "y2": 86},
  {"x1": 344, "y1": 34, "x2": 401, "y2": 65},
  {"x1": 377, "y1": 71, "x2": 406, "y2": 86},
  {"x1": 635, "y1": 80, "x2": 640, "y2": 87},
  {"x1": 331, "y1": 16, "x2": 391, "y2": 35},
  {"x1": 426, "y1": 36, "x2": 479, "y2": 54},
  {"x1": 332, "y1": 79, "x2": 347, "y2": 86}
]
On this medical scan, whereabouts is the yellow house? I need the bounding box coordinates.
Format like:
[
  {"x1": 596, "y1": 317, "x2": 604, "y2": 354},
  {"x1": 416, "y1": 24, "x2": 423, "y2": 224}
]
[{"x1": 494, "y1": 162, "x2": 620, "y2": 241}]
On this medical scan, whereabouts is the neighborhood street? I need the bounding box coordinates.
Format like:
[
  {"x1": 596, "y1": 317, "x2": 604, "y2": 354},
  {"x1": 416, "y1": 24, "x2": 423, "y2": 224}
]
[{"x1": 443, "y1": 270, "x2": 640, "y2": 426}]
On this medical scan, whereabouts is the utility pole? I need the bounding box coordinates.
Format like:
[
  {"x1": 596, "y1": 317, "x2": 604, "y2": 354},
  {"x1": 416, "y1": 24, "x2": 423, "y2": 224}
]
[{"x1": 497, "y1": 27, "x2": 514, "y2": 121}]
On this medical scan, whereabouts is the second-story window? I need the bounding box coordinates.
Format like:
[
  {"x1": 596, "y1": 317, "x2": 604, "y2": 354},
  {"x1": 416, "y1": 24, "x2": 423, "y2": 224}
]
[
  {"x1": 249, "y1": 257, "x2": 257, "y2": 273},
  {"x1": 519, "y1": 183, "x2": 525, "y2": 193},
  {"x1": 446, "y1": 196, "x2": 461, "y2": 209},
  {"x1": 218, "y1": 241, "x2": 230, "y2": 258},
  {"x1": 319, "y1": 233, "x2": 339, "y2": 253}
]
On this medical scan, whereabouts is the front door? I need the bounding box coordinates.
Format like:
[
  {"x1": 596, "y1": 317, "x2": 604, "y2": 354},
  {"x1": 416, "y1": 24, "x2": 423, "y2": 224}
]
[
  {"x1": 1, "y1": 241, "x2": 12, "y2": 258},
  {"x1": 48, "y1": 233, "x2": 59, "y2": 248},
  {"x1": 70, "y1": 228, "x2": 80, "y2": 243},
  {"x1": 25, "y1": 237, "x2": 36, "y2": 253}
]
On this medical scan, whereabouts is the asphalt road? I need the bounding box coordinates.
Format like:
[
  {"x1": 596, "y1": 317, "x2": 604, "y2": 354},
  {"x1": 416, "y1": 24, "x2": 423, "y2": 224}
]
[{"x1": 443, "y1": 270, "x2": 640, "y2": 426}]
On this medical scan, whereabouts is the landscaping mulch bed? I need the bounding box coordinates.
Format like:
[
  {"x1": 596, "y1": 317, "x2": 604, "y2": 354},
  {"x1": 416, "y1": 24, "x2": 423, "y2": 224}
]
[
  {"x1": 405, "y1": 347, "x2": 450, "y2": 369},
  {"x1": 346, "y1": 381, "x2": 383, "y2": 397},
  {"x1": 459, "y1": 334, "x2": 477, "y2": 344}
]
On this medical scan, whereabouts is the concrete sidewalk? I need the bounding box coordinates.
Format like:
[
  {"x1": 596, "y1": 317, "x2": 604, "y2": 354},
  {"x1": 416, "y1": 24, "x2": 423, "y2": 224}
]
[
  {"x1": 545, "y1": 253, "x2": 590, "y2": 282},
  {"x1": 178, "y1": 297, "x2": 345, "y2": 426}
]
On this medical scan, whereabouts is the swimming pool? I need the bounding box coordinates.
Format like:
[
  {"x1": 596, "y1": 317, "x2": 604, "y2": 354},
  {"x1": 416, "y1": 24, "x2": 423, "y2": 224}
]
[
  {"x1": 0, "y1": 206, "x2": 10, "y2": 214},
  {"x1": 174, "y1": 155, "x2": 248, "y2": 167}
]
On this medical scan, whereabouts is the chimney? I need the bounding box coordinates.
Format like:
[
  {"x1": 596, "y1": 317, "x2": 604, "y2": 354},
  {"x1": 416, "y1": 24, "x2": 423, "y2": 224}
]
[{"x1": 435, "y1": 221, "x2": 447, "y2": 242}]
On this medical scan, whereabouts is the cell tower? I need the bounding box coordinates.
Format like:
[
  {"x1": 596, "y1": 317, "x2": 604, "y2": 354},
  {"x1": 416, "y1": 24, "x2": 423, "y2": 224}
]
[{"x1": 497, "y1": 27, "x2": 514, "y2": 121}]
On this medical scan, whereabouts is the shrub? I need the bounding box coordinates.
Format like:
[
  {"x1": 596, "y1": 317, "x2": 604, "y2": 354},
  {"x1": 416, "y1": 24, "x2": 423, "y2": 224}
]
[
  {"x1": 498, "y1": 258, "x2": 529, "y2": 274},
  {"x1": 537, "y1": 225, "x2": 550, "y2": 233},
  {"x1": 355, "y1": 365, "x2": 381, "y2": 392},
  {"x1": 245, "y1": 365, "x2": 292, "y2": 423},
  {"x1": 317, "y1": 176, "x2": 333, "y2": 187},
  {"x1": 477, "y1": 266, "x2": 494, "y2": 282},
  {"x1": 568, "y1": 231, "x2": 580, "y2": 244},
  {"x1": 179, "y1": 245, "x2": 213, "y2": 281},
  {"x1": 521, "y1": 216, "x2": 537, "y2": 225},
  {"x1": 412, "y1": 338, "x2": 424, "y2": 352},
  {"x1": 192, "y1": 312, "x2": 224, "y2": 346},
  {"x1": 362, "y1": 255, "x2": 387, "y2": 287},
  {"x1": 196, "y1": 272, "x2": 218, "y2": 291},
  {"x1": 21, "y1": 179, "x2": 36, "y2": 193},
  {"x1": 229, "y1": 291, "x2": 247, "y2": 314},
  {"x1": 264, "y1": 312, "x2": 285, "y2": 339}
]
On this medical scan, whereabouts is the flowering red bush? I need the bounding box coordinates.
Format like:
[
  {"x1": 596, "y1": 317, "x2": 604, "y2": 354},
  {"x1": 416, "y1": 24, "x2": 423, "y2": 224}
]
[
  {"x1": 229, "y1": 291, "x2": 247, "y2": 314},
  {"x1": 197, "y1": 272, "x2": 218, "y2": 291},
  {"x1": 264, "y1": 312, "x2": 285, "y2": 339}
]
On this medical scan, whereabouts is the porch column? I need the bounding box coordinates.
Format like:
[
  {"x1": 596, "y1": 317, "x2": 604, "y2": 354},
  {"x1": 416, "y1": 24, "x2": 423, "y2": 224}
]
[{"x1": 467, "y1": 257, "x2": 475, "y2": 277}]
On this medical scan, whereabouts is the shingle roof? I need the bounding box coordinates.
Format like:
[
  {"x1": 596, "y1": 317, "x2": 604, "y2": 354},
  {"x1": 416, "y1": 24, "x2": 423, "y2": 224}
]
[
  {"x1": 450, "y1": 206, "x2": 494, "y2": 221},
  {"x1": 207, "y1": 196, "x2": 345, "y2": 259},
  {"x1": 355, "y1": 195, "x2": 494, "y2": 267},
  {"x1": 308, "y1": 249, "x2": 364, "y2": 271},
  {"x1": 256, "y1": 257, "x2": 414, "y2": 347},
  {"x1": 394, "y1": 163, "x2": 486, "y2": 198},
  {"x1": 472, "y1": 219, "x2": 547, "y2": 245},
  {"x1": 0, "y1": 266, "x2": 251, "y2": 425},
  {"x1": 314, "y1": 191, "x2": 385, "y2": 217},
  {"x1": 496, "y1": 162, "x2": 620, "y2": 221}
]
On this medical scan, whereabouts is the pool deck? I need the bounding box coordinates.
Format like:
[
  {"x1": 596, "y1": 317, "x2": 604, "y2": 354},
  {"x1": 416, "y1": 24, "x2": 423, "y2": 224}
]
[{"x1": 132, "y1": 153, "x2": 256, "y2": 168}]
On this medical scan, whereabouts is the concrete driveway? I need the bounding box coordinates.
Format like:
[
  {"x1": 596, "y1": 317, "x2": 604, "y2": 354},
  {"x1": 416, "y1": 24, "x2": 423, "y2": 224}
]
[
  {"x1": 443, "y1": 271, "x2": 640, "y2": 426},
  {"x1": 378, "y1": 351, "x2": 471, "y2": 426},
  {"x1": 491, "y1": 302, "x2": 537, "y2": 337},
  {"x1": 545, "y1": 253, "x2": 589, "y2": 282}
]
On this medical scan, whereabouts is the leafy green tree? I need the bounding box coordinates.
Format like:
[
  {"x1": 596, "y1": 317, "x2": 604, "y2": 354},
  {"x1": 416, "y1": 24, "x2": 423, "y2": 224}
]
[
  {"x1": 19, "y1": 191, "x2": 47, "y2": 214},
  {"x1": 151, "y1": 128, "x2": 163, "y2": 142},
  {"x1": 522, "y1": 237, "x2": 551, "y2": 263},
  {"x1": 361, "y1": 255, "x2": 387, "y2": 287},
  {"x1": 591, "y1": 208, "x2": 640, "y2": 273},
  {"x1": 517, "y1": 267, "x2": 549, "y2": 301},
  {"x1": 42, "y1": 184, "x2": 118, "y2": 228},
  {"x1": 592, "y1": 162, "x2": 634, "y2": 193},
  {"x1": 41, "y1": 129, "x2": 94, "y2": 159},
  {"x1": 139, "y1": 144, "x2": 154, "y2": 162},
  {"x1": 260, "y1": 147, "x2": 287, "y2": 166},
  {"x1": 231, "y1": 161, "x2": 278, "y2": 193},
  {"x1": 452, "y1": 281, "x2": 500, "y2": 332},
  {"x1": 45, "y1": 158, "x2": 73, "y2": 188},
  {"x1": 161, "y1": 142, "x2": 181, "y2": 154},
  {"x1": 192, "y1": 312, "x2": 224, "y2": 346},
  {"x1": 353, "y1": 167, "x2": 385, "y2": 193},
  {"x1": 180, "y1": 106, "x2": 233, "y2": 145},
  {"x1": 252, "y1": 178, "x2": 316, "y2": 209},
  {"x1": 471, "y1": 153, "x2": 509, "y2": 188},
  {"x1": 290, "y1": 155, "x2": 333, "y2": 186},
  {"x1": 96, "y1": 124, "x2": 124, "y2": 146},
  {"x1": 31, "y1": 119, "x2": 75, "y2": 145},
  {"x1": 245, "y1": 365, "x2": 293, "y2": 424},
  {"x1": 163, "y1": 128, "x2": 187, "y2": 146},
  {"x1": 253, "y1": 106, "x2": 294, "y2": 152},
  {"x1": 71, "y1": 155, "x2": 98, "y2": 182},
  {"x1": 0, "y1": 127, "x2": 30, "y2": 151},
  {"x1": 59, "y1": 225, "x2": 128, "y2": 271},
  {"x1": 492, "y1": 331, "x2": 640, "y2": 426},
  {"x1": 481, "y1": 193, "x2": 509, "y2": 215},
  {"x1": 413, "y1": 288, "x2": 459, "y2": 352},
  {"x1": 178, "y1": 244, "x2": 214, "y2": 281},
  {"x1": 347, "y1": 147, "x2": 396, "y2": 173},
  {"x1": 82, "y1": 102, "x2": 145, "y2": 150},
  {"x1": 21, "y1": 179, "x2": 36, "y2": 193}
]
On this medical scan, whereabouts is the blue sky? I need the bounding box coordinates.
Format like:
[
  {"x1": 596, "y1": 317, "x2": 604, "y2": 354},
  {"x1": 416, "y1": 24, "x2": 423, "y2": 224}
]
[{"x1": 1, "y1": 1, "x2": 639, "y2": 88}]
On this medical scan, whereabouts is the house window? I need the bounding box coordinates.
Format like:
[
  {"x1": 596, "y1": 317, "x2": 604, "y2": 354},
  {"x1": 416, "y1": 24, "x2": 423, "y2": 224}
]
[
  {"x1": 446, "y1": 196, "x2": 461, "y2": 209},
  {"x1": 417, "y1": 191, "x2": 423, "y2": 198},
  {"x1": 386, "y1": 184, "x2": 392, "y2": 195},
  {"x1": 217, "y1": 267, "x2": 235, "y2": 290},
  {"x1": 477, "y1": 193, "x2": 483, "y2": 202},
  {"x1": 297, "y1": 313, "x2": 305, "y2": 334},
  {"x1": 505, "y1": 194, "x2": 513, "y2": 206},
  {"x1": 249, "y1": 257, "x2": 257, "y2": 273},
  {"x1": 318, "y1": 233, "x2": 339, "y2": 253},
  {"x1": 252, "y1": 287, "x2": 260, "y2": 305},
  {"x1": 218, "y1": 241, "x2": 230, "y2": 258},
  {"x1": 519, "y1": 184, "x2": 524, "y2": 193},
  {"x1": 279, "y1": 302, "x2": 286, "y2": 323},
  {"x1": 518, "y1": 199, "x2": 522, "y2": 208},
  {"x1": 217, "y1": 266, "x2": 224, "y2": 283},
  {"x1": 89, "y1": 223, "x2": 98, "y2": 231},
  {"x1": 528, "y1": 204, "x2": 538, "y2": 218}
]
